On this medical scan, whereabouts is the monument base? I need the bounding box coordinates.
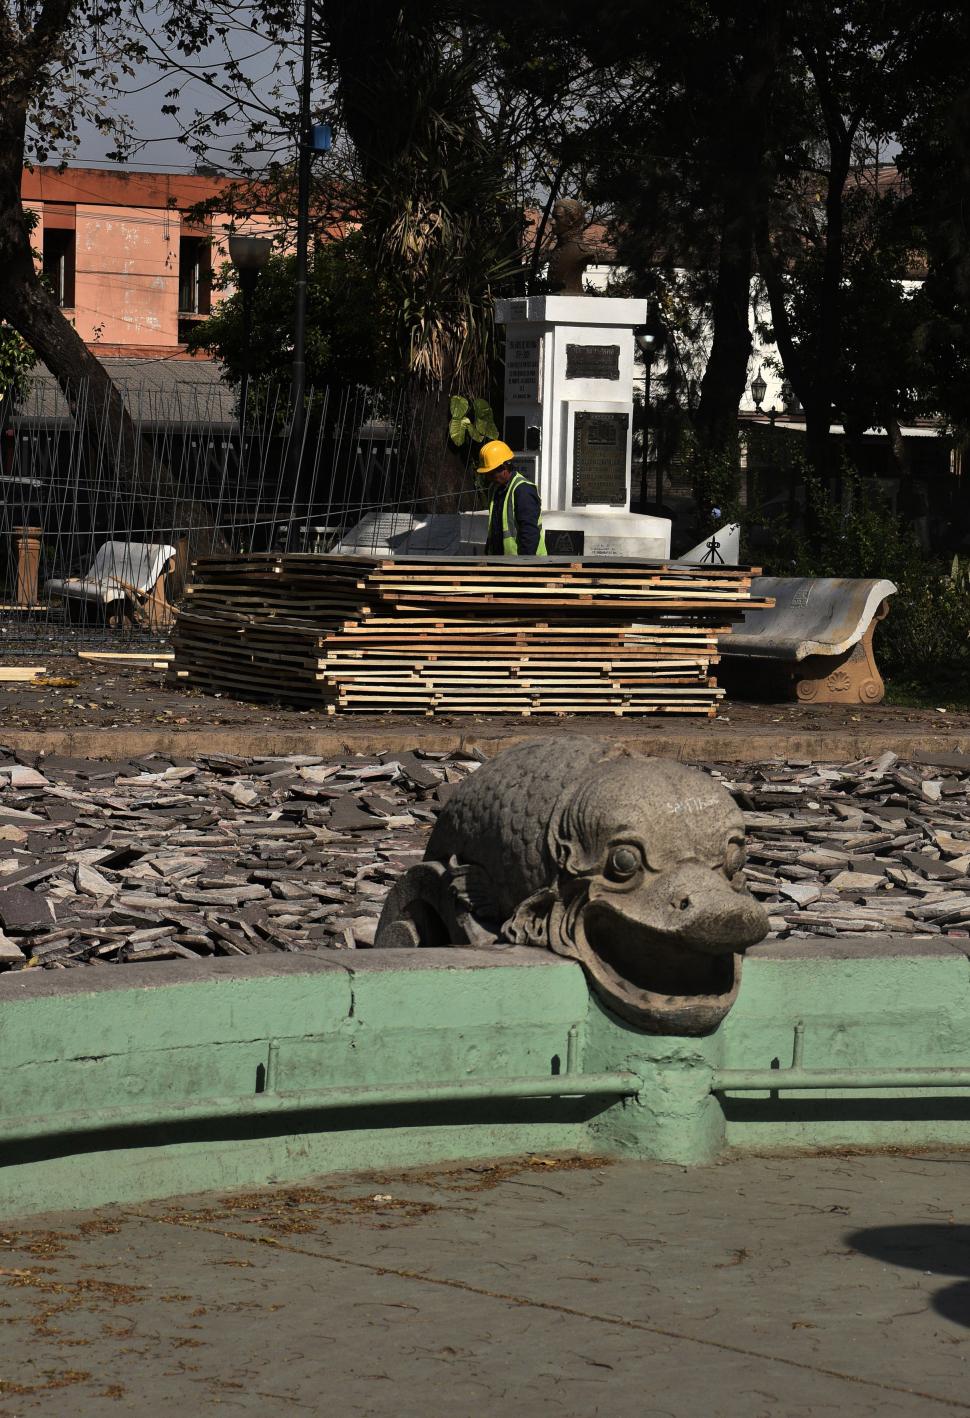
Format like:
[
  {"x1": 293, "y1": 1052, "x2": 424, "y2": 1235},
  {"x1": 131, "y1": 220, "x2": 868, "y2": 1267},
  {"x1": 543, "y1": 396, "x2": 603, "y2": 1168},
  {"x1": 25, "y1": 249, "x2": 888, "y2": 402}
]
[{"x1": 335, "y1": 509, "x2": 671, "y2": 559}]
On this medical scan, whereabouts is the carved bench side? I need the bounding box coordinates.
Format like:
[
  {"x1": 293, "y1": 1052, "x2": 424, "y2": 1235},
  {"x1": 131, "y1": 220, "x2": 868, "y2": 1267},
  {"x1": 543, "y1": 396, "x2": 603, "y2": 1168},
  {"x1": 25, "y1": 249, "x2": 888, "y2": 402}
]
[{"x1": 792, "y1": 597, "x2": 891, "y2": 705}]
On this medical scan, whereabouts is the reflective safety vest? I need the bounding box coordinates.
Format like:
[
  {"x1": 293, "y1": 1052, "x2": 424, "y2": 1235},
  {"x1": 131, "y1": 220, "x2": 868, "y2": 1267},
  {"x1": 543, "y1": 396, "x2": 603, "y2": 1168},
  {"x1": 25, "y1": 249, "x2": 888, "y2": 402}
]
[{"x1": 487, "y1": 472, "x2": 547, "y2": 556}]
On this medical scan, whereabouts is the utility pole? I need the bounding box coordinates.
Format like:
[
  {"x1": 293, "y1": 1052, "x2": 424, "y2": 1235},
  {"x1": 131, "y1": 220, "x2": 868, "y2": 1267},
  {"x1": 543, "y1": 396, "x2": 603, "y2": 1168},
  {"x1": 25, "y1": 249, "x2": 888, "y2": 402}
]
[{"x1": 287, "y1": 0, "x2": 313, "y2": 534}]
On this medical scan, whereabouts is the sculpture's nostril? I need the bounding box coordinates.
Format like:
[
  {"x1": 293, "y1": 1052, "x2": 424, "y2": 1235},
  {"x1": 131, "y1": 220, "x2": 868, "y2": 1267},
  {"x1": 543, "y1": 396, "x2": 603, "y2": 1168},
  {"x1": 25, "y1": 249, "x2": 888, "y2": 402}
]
[{"x1": 678, "y1": 896, "x2": 691, "y2": 911}]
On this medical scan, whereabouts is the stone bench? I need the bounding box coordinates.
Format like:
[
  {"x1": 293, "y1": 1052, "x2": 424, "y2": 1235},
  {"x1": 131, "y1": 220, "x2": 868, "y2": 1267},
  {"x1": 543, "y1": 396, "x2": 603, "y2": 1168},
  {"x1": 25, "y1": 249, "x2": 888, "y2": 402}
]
[{"x1": 719, "y1": 576, "x2": 897, "y2": 704}]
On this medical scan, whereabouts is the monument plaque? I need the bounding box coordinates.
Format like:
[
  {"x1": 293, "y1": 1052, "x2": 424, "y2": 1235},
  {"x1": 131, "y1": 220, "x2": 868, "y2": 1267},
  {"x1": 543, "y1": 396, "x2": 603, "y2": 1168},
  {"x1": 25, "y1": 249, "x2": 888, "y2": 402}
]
[
  {"x1": 506, "y1": 336, "x2": 541, "y2": 400},
  {"x1": 545, "y1": 528, "x2": 585, "y2": 555},
  {"x1": 566, "y1": 344, "x2": 620, "y2": 380},
  {"x1": 571, "y1": 411, "x2": 629, "y2": 507}
]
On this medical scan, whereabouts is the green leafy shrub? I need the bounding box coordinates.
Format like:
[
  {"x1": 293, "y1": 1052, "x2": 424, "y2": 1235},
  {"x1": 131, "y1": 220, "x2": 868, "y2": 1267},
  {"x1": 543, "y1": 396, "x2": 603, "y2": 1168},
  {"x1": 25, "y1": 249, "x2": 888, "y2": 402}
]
[
  {"x1": 0, "y1": 323, "x2": 34, "y2": 403},
  {"x1": 744, "y1": 470, "x2": 970, "y2": 702},
  {"x1": 879, "y1": 565, "x2": 970, "y2": 700},
  {"x1": 448, "y1": 395, "x2": 499, "y2": 448}
]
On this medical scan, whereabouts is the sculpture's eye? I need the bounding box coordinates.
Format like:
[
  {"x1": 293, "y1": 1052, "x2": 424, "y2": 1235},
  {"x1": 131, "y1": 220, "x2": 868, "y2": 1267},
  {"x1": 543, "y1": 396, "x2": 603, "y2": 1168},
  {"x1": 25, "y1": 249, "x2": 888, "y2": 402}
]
[
  {"x1": 724, "y1": 840, "x2": 745, "y2": 877},
  {"x1": 606, "y1": 845, "x2": 642, "y2": 881}
]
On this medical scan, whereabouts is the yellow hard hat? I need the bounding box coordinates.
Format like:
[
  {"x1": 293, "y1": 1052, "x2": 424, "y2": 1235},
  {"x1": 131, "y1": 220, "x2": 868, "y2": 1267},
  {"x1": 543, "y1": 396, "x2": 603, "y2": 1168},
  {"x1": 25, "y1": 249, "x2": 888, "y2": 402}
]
[{"x1": 477, "y1": 439, "x2": 515, "y2": 475}]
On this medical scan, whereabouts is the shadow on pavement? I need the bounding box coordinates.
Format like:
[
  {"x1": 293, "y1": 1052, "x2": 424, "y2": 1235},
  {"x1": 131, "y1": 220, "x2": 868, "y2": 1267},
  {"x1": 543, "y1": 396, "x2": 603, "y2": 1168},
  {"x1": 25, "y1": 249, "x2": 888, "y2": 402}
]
[{"x1": 847, "y1": 1224, "x2": 970, "y2": 1328}]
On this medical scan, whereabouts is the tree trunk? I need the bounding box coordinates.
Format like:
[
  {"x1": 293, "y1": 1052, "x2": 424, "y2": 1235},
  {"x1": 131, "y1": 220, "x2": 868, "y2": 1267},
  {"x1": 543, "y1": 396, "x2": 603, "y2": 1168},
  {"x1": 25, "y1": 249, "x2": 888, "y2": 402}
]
[
  {"x1": 695, "y1": 201, "x2": 757, "y2": 457},
  {"x1": 693, "y1": 4, "x2": 784, "y2": 466},
  {"x1": 883, "y1": 409, "x2": 912, "y2": 480},
  {"x1": 755, "y1": 226, "x2": 831, "y2": 529},
  {"x1": 841, "y1": 412, "x2": 869, "y2": 475},
  {"x1": 408, "y1": 340, "x2": 471, "y2": 509},
  {"x1": 801, "y1": 140, "x2": 852, "y2": 485},
  {"x1": 324, "y1": 4, "x2": 493, "y2": 510},
  {"x1": 410, "y1": 383, "x2": 472, "y2": 510}
]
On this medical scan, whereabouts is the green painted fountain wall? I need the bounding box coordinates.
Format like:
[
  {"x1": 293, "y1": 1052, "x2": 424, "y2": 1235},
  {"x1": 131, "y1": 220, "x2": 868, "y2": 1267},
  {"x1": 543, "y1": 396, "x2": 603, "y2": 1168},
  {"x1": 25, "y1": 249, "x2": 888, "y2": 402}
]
[{"x1": 2, "y1": 938, "x2": 970, "y2": 1218}]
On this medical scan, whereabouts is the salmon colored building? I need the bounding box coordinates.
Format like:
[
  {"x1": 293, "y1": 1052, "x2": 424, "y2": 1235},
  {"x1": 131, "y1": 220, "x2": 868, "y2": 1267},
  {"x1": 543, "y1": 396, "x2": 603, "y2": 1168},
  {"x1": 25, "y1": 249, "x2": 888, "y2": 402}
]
[{"x1": 19, "y1": 166, "x2": 276, "y2": 358}]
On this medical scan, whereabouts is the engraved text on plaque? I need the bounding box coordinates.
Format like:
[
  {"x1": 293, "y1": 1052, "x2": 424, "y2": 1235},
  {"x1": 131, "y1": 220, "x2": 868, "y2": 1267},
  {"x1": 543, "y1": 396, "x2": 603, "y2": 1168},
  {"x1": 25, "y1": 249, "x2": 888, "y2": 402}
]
[
  {"x1": 571, "y1": 410, "x2": 629, "y2": 506},
  {"x1": 506, "y1": 337, "x2": 541, "y2": 401},
  {"x1": 566, "y1": 344, "x2": 620, "y2": 380}
]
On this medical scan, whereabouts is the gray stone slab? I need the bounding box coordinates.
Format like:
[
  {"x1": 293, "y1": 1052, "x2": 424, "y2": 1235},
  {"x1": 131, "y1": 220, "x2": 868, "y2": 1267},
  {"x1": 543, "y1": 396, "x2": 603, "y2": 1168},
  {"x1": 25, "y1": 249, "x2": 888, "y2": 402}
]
[{"x1": 0, "y1": 884, "x2": 56, "y2": 932}]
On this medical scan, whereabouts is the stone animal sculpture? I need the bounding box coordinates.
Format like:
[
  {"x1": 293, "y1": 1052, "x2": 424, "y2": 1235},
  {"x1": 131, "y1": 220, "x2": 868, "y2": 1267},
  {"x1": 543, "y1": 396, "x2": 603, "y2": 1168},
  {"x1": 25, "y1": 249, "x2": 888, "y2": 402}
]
[{"x1": 375, "y1": 737, "x2": 769, "y2": 1034}]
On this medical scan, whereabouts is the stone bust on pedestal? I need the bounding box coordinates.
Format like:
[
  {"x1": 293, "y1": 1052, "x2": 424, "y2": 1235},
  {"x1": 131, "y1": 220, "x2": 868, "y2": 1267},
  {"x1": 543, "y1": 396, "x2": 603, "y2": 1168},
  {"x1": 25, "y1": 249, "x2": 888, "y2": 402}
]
[{"x1": 547, "y1": 199, "x2": 599, "y2": 295}]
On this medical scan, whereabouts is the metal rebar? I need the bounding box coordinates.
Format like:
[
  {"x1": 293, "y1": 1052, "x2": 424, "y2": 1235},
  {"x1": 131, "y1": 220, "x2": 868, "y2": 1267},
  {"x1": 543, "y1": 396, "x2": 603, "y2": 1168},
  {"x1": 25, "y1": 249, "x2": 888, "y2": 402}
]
[{"x1": 2, "y1": 369, "x2": 464, "y2": 654}]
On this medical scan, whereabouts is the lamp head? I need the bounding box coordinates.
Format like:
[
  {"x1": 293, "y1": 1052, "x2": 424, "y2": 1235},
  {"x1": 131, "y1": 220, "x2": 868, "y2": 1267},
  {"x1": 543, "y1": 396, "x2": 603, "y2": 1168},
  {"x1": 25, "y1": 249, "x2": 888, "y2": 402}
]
[
  {"x1": 750, "y1": 366, "x2": 767, "y2": 409},
  {"x1": 634, "y1": 326, "x2": 658, "y2": 357},
  {"x1": 229, "y1": 235, "x2": 273, "y2": 273},
  {"x1": 229, "y1": 235, "x2": 273, "y2": 301}
]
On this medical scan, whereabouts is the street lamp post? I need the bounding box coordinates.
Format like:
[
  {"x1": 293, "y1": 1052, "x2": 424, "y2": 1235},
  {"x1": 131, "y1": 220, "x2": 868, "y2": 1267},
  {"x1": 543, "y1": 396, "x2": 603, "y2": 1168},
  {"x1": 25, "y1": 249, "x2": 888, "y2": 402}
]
[
  {"x1": 291, "y1": 0, "x2": 313, "y2": 468},
  {"x1": 287, "y1": 0, "x2": 332, "y2": 547},
  {"x1": 634, "y1": 320, "x2": 663, "y2": 511}
]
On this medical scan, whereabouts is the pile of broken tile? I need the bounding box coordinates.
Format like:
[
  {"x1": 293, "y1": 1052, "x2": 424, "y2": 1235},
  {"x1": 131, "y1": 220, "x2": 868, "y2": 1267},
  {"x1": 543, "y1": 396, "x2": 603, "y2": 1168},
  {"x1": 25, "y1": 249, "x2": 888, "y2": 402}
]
[
  {"x1": 0, "y1": 749, "x2": 468, "y2": 970},
  {"x1": 714, "y1": 750, "x2": 970, "y2": 940},
  {"x1": 0, "y1": 747, "x2": 968, "y2": 972}
]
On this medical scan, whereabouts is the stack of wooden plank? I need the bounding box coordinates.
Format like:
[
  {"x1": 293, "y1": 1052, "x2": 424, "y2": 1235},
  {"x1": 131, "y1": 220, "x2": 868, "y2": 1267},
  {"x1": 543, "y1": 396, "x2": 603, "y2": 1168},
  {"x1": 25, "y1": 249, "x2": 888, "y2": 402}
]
[{"x1": 170, "y1": 554, "x2": 771, "y2": 716}]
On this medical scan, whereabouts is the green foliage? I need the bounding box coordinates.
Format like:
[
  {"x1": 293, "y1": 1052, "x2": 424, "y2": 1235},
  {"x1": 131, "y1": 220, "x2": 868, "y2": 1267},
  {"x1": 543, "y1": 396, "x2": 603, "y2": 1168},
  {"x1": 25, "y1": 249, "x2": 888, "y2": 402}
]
[
  {"x1": 686, "y1": 437, "x2": 742, "y2": 522},
  {"x1": 767, "y1": 472, "x2": 914, "y2": 580},
  {"x1": 323, "y1": 10, "x2": 522, "y2": 398},
  {"x1": 881, "y1": 564, "x2": 970, "y2": 703},
  {"x1": 378, "y1": 157, "x2": 519, "y2": 391},
  {"x1": 749, "y1": 469, "x2": 970, "y2": 698},
  {"x1": 186, "y1": 235, "x2": 393, "y2": 389},
  {"x1": 0, "y1": 324, "x2": 34, "y2": 402},
  {"x1": 0, "y1": 202, "x2": 36, "y2": 398},
  {"x1": 448, "y1": 395, "x2": 499, "y2": 447}
]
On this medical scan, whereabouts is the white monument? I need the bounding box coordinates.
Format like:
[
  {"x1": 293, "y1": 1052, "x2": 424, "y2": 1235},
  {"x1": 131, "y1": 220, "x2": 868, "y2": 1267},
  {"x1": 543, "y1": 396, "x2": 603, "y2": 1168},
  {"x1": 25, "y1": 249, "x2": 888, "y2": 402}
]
[
  {"x1": 335, "y1": 293, "x2": 673, "y2": 559},
  {"x1": 493, "y1": 294, "x2": 670, "y2": 558}
]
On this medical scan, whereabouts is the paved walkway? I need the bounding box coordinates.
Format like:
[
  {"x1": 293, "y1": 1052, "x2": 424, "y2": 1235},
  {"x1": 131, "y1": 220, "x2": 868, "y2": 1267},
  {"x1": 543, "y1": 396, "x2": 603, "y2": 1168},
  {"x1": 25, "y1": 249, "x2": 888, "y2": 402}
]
[{"x1": 1, "y1": 1151, "x2": 969, "y2": 1416}]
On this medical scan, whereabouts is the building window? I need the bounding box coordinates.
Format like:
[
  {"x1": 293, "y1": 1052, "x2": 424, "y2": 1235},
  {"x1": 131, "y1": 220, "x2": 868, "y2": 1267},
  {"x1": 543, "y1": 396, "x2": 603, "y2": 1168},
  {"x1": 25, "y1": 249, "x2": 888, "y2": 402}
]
[
  {"x1": 43, "y1": 229, "x2": 75, "y2": 308},
  {"x1": 178, "y1": 236, "x2": 211, "y2": 316},
  {"x1": 177, "y1": 316, "x2": 203, "y2": 345}
]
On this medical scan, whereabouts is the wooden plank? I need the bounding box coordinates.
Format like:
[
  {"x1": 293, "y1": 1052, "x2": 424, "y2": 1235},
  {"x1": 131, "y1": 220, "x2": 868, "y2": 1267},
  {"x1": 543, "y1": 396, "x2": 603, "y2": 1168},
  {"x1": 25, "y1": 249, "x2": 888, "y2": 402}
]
[
  {"x1": 170, "y1": 552, "x2": 762, "y2": 718},
  {"x1": 78, "y1": 651, "x2": 174, "y2": 664},
  {"x1": 0, "y1": 666, "x2": 46, "y2": 681}
]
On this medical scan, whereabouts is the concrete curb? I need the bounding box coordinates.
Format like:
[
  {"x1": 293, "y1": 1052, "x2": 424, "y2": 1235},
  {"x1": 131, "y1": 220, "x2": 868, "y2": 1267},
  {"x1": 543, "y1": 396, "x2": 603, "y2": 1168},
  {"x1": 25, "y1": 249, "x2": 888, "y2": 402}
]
[
  {"x1": 5, "y1": 938, "x2": 970, "y2": 1215},
  {"x1": 3, "y1": 725, "x2": 969, "y2": 763}
]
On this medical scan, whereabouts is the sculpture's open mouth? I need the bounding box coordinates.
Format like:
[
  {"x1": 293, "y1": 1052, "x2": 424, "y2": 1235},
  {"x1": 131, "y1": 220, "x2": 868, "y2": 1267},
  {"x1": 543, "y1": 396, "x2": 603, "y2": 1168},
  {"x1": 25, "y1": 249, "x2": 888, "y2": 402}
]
[
  {"x1": 572, "y1": 899, "x2": 744, "y2": 1034},
  {"x1": 588, "y1": 927, "x2": 737, "y2": 999}
]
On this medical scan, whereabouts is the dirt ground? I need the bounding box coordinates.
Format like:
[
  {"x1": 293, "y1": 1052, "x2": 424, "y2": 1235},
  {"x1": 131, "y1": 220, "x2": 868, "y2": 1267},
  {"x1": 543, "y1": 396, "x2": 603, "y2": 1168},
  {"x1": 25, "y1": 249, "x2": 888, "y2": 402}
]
[{"x1": 2, "y1": 656, "x2": 969, "y2": 750}]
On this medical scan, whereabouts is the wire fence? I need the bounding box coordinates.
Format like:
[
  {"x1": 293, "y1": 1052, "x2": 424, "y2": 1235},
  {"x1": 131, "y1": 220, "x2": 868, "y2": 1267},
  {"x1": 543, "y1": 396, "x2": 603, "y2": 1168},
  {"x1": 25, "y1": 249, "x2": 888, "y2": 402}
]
[{"x1": 0, "y1": 373, "x2": 483, "y2": 654}]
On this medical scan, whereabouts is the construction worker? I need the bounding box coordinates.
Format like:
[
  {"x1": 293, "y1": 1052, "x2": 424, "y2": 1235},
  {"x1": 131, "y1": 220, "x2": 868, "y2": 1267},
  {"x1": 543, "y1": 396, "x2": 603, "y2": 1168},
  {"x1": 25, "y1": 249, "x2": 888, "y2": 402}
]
[{"x1": 477, "y1": 440, "x2": 547, "y2": 556}]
